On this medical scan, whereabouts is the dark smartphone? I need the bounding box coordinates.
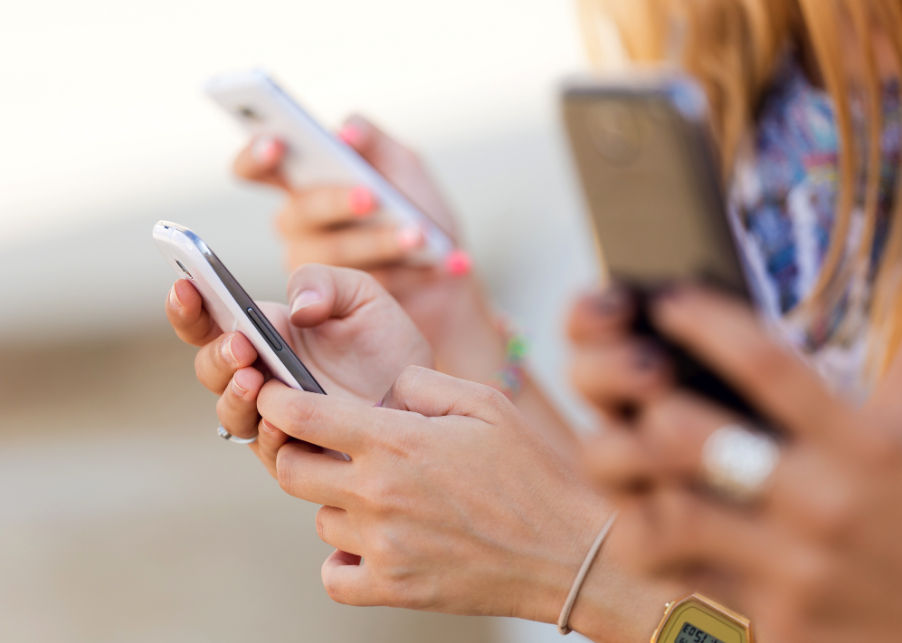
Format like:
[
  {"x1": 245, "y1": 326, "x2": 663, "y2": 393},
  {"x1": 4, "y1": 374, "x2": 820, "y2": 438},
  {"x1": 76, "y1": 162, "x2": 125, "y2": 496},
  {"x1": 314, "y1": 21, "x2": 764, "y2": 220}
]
[{"x1": 562, "y1": 74, "x2": 763, "y2": 421}]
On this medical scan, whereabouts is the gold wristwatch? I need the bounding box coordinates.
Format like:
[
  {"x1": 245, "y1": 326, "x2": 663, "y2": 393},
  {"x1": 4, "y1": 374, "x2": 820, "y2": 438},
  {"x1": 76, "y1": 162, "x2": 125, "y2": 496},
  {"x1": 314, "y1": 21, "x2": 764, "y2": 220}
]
[{"x1": 650, "y1": 594, "x2": 753, "y2": 643}]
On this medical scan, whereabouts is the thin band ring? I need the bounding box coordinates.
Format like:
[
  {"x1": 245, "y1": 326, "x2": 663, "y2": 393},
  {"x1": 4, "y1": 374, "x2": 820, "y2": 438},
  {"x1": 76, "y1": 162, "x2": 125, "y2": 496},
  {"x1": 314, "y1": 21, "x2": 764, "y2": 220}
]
[{"x1": 217, "y1": 425, "x2": 258, "y2": 445}]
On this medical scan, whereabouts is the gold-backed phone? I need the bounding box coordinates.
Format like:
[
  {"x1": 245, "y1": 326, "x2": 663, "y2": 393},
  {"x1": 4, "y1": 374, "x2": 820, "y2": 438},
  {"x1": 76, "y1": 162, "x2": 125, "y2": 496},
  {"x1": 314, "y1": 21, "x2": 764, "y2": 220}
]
[{"x1": 561, "y1": 74, "x2": 750, "y2": 298}]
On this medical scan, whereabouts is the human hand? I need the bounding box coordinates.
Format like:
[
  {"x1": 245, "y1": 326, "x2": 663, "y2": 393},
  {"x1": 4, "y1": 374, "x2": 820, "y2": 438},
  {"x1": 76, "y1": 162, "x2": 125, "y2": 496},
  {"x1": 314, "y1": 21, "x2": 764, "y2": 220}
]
[
  {"x1": 567, "y1": 287, "x2": 672, "y2": 420},
  {"x1": 254, "y1": 366, "x2": 612, "y2": 621},
  {"x1": 232, "y1": 114, "x2": 482, "y2": 352},
  {"x1": 165, "y1": 263, "x2": 431, "y2": 475},
  {"x1": 584, "y1": 286, "x2": 902, "y2": 643}
]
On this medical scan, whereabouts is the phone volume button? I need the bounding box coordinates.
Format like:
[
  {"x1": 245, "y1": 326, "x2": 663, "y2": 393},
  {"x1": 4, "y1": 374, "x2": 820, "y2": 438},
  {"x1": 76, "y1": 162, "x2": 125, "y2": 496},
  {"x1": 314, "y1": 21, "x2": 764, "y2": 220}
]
[{"x1": 246, "y1": 307, "x2": 283, "y2": 352}]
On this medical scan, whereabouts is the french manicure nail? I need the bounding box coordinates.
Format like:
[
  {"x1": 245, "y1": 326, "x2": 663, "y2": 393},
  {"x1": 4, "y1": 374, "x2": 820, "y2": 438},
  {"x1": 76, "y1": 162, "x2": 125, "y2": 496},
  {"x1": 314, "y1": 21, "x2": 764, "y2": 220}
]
[
  {"x1": 290, "y1": 289, "x2": 323, "y2": 315},
  {"x1": 221, "y1": 335, "x2": 238, "y2": 366},
  {"x1": 252, "y1": 136, "x2": 282, "y2": 164},
  {"x1": 230, "y1": 376, "x2": 247, "y2": 397},
  {"x1": 397, "y1": 226, "x2": 424, "y2": 251},
  {"x1": 349, "y1": 186, "x2": 376, "y2": 216},
  {"x1": 169, "y1": 286, "x2": 183, "y2": 311}
]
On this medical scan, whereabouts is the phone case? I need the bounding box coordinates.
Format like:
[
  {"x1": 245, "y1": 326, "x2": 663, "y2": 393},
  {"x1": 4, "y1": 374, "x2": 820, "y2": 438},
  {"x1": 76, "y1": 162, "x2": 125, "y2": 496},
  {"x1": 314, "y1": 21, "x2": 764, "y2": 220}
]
[
  {"x1": 562, "y1": 75, "x2": 769, "y2": 426},
  {"x1": 205, "y1": 70, "x2": 454, "y2": 263},
  {"x1": 153, "y1": 220, "x2": 325, "y2": 394}
]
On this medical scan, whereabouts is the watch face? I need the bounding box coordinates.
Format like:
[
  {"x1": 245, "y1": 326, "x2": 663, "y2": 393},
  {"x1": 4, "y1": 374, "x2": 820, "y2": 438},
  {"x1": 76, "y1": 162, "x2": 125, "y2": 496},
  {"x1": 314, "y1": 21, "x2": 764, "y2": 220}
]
[{"x1": 676, "y1": 622, "x2": 726, "y2": 643}]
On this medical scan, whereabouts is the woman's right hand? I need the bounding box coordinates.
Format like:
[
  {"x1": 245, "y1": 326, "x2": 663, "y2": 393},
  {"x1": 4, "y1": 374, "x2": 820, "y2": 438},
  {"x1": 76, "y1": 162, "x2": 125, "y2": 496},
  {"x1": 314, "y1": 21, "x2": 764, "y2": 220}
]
[
  {"x1": 566, "y1": 287, "x2": 672, "y2": 421},
  {"x1": 232, "y1": 114, "x2": 477, "y2": 353}
]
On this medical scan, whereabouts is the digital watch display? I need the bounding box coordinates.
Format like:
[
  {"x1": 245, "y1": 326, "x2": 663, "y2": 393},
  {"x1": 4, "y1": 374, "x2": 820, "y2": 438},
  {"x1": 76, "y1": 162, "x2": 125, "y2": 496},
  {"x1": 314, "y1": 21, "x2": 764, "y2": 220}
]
[{"x1": 651, "y1": 594, "x2": 752, "y2": 643}]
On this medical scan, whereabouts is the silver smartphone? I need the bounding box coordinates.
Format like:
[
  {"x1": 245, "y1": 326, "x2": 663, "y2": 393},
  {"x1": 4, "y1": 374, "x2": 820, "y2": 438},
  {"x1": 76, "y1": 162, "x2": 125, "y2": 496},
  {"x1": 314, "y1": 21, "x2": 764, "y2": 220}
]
[
  {"x1": 153, "y1": 220, "x2": 325, "y2": 394},
  {"x1": 205, "y1": 69, "x2": 454, "y2": 264}
]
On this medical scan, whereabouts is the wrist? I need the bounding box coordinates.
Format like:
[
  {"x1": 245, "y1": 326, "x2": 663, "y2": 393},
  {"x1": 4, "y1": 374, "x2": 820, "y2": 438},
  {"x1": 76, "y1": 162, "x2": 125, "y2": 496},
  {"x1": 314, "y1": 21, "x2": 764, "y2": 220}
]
[
  {"x1": 431, "y1": 276, "x2": 507, "y2": 382},
  {"x1": 567, "y1": 522, "x2": 685, "y2": 642}
]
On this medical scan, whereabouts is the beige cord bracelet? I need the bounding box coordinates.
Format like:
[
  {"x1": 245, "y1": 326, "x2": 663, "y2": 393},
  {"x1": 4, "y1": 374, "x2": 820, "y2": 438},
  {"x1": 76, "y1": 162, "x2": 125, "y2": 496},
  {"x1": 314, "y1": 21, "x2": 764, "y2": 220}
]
[{"x1": 557, "y1": 511, "x2": 618, "y2": 635}]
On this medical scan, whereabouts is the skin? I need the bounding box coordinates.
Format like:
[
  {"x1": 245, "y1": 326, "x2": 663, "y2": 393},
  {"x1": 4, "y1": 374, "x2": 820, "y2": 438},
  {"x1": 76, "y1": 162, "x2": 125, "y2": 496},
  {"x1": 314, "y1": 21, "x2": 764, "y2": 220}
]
[
  {"x1": 232, "y1": 115, "x2": 576, "y2": 455},
  {"x1": 165, "y1": 263, "x2": 431, "y2": 452},
  {"x1": 576, "y1": 286, "x2": 902, "y2": 642},
  {"x1": 166, "y1": 265, "x2": 682, "y2": 642}
]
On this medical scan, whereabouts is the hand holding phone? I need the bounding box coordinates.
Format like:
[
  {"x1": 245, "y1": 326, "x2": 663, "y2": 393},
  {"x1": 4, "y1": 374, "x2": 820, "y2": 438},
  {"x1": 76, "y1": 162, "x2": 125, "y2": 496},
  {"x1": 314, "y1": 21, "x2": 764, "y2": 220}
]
[
  {"x1": 156, "y1": 221, "x2": 434, "y2": 442},
  {"x1": 562, "y1": 74, "x2": 768, "y2": 424},
  {"x1": 206, "y1": 70, "x2": 455, "y2": 265}
]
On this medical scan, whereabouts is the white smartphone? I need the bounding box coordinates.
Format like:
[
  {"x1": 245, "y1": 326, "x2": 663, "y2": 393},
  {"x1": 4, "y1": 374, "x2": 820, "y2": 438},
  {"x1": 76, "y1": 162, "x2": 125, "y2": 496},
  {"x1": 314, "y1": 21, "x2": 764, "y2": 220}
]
[
  {"x1": 205, "y1": 69, "x2": 454, "y2": 262},
  {"x1": 153, "y1": 220, "x2": 326, "y2": 395}
]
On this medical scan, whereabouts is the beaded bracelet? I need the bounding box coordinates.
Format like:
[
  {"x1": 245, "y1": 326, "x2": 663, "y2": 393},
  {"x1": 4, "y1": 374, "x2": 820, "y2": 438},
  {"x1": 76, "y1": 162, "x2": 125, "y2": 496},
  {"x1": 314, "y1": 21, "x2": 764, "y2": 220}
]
[{"x1": 488, "y1": 317, "x2": 528, "y2": 399}]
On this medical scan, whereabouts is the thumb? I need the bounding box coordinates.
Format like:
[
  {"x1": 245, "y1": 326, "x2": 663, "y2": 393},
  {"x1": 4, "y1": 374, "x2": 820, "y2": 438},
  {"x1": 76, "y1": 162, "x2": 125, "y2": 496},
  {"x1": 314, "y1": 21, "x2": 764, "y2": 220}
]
[
  {"x1": 286, "y1": 263, "x2": 384, "y2": 328},
  {"x1": 380, "y1": 365, "x2": 510, "y2": 422}
]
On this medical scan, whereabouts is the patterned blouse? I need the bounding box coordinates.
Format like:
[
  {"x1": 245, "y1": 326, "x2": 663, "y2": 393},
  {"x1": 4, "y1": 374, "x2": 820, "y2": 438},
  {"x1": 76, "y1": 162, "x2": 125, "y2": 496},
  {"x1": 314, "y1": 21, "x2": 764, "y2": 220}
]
[{"x1": 730, "y1": 56, "x2": 901, "y2": 395}]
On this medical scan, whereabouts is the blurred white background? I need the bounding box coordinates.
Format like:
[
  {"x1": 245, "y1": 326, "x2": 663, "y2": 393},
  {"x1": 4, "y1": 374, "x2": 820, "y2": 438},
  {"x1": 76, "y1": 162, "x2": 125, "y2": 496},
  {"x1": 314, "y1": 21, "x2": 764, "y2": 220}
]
[{"x1": 0, "y1": 1, "x2": 600, "y2": 641}]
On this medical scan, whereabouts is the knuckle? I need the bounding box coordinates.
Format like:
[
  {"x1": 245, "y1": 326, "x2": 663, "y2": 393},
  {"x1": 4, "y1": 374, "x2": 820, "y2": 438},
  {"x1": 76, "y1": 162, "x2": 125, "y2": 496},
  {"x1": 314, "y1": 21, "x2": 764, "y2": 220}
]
[
  {"x1": 807, "y1": 486, "x2": 855, "y2": 543},
  {"x1": 741, "y1": 340, "x2": 787, "y2": 385},
  {"x1": 784, "y1": 548, "x2": 831, "y2": 599},
  {"x1": 470, "y1": 384, "x2": 509, "y2": 418},
  {"x1": 275, "y1": 452, "x2": 295, "y2": 495},
  {"x1": 393, "y1": 365, "x2": 426, "y2": 400}
]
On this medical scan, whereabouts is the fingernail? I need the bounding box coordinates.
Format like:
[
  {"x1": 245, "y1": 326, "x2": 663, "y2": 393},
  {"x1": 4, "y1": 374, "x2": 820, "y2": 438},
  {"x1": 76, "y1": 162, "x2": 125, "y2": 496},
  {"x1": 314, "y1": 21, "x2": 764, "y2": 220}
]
[
  {"x1": 444, "y1": 249, "x2": 472, "y2": 276},
  {"x1": 290, "y1": 289, "x2": 323, "y2": 314},
  {"x1": 230, "y1": 376, "x2": 247, "y2": 397},
  {"x1": 221, "y1": 335, "x2": 238, "y2": 367},
  {"x1": 652, "y1": 281, "x2": 685, "y2": 304},
  {"x1": 349, "y1": 186, "x2": 376, "y2": 216},
  {"x1": 634, "y1": 343, "x2": 664, "y2": 371},
  {"x1": 338, "y1": 124, "x2": 363, "y2": 147},
  {"x1": 169, "y1": 285, "x2": 183, "y2": 312},
  {"x1": 252, "y1": 136, "x2": 282, "y2": 164},
  {"x1": 593, "y1": 287, "x2": 627, "y2": 315},
  {"x1": 261, "y1": 419, "x2": 281, "y2": 434},
  {"x1": 397, "y1": 226, "x2": 424, "y2": 251}
]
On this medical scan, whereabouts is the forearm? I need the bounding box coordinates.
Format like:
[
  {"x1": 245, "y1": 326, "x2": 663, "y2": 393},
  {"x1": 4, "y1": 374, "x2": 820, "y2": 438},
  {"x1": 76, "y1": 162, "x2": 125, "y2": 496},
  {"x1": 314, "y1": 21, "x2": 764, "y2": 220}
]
[{"x1": 431, "y1": 277, "x2": 578, "y2": 455}]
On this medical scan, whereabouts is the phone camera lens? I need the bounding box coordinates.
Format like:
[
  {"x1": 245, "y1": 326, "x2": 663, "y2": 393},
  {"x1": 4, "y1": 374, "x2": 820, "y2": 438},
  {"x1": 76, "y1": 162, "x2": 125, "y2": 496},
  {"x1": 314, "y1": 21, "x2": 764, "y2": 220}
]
[
  {"x1": 587, "y1": 103, "x2": 643, "y2": 166},
  {"x1": 237, "y1": 106, "x2": 261, "y2": 121}
]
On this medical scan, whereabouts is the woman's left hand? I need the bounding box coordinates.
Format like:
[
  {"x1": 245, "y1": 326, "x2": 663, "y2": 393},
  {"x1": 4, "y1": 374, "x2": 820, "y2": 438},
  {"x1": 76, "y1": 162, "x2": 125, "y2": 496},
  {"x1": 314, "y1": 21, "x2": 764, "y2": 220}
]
[
  {"x1": 253, "y1": 365, "x2": 616, "y2": 622},
  {"x1": 585, "y1": 287, "x2": 902, "y2": 643}
]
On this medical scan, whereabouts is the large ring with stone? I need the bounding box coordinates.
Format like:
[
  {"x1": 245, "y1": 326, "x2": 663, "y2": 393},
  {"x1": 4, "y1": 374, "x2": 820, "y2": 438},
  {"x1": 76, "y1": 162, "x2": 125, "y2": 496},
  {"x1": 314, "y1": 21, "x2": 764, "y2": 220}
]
[
  {"x1": 701, "y1": 424, "x2": 780, "y2": 503},
  {"x1": 217, "y1": 425, "x2": 258, "y2": 445}
]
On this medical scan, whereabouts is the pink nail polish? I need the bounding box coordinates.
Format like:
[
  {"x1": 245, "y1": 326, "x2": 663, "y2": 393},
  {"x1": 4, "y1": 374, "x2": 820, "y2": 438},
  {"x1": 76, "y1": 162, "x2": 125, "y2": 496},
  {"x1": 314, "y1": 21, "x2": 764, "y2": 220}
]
[
  {"x1": 397, "y1": 226, "x2": 424, "y2": 251},
  {"x1": 349, "y1": 186, "x2": 376, "y2": 216},
  {"x1": 445, "y1": 249, "x2": 472, "y2": 276},
  {"x1": 338, "y1": 124, "x2": 363, "y2": 147},
  {"x1": 252, "y1": 137, "x2": 283, "y2": 164}
]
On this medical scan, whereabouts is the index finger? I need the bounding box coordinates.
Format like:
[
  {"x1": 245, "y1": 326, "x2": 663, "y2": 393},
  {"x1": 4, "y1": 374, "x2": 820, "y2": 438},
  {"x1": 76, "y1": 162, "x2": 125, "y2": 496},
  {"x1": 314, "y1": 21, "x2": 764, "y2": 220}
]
[
  {"x1": 257, "y1": 380, "x2": 377, "y2": 455},
  {"x1": 232, "y1": 136, "x2": 291, "y2": 191},
  {"x1": 652, "y1": 287, "x2": 846, "y2": 439},
  {"x1": 165, "y1": 279, "x2": 221, "y2": 347}
]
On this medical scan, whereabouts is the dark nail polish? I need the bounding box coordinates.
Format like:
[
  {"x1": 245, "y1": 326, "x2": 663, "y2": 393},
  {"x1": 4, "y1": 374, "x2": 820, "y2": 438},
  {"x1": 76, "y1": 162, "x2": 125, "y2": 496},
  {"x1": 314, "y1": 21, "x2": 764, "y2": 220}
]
[{"x1": 634, "y1": 343, "x2": 664, "y2": 371}]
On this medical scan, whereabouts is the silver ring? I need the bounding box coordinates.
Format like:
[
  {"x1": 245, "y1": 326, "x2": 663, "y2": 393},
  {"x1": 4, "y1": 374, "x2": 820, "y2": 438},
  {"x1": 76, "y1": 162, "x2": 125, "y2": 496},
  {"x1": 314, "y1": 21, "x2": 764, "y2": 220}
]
[
  {"x1": 701, "y1": 424, "x2": 779, "y2": 503},
  {"x1": 217, "y1": 425, "x2": 258, "y2": 445}
]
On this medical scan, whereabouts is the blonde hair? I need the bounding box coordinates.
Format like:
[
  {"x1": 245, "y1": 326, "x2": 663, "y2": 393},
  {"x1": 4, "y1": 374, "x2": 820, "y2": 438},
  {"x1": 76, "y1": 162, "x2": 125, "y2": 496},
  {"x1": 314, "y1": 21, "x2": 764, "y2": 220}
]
[{"x1": 579, "y1": 0, "x2": 902, "y2": 378}]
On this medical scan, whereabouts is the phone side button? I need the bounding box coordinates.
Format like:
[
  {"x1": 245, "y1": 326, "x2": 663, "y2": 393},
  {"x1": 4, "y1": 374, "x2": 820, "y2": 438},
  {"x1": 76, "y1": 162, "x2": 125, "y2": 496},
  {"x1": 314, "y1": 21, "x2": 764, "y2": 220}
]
[{"x1": 246, "y1": 307, "x2": 283, "y2": 352}]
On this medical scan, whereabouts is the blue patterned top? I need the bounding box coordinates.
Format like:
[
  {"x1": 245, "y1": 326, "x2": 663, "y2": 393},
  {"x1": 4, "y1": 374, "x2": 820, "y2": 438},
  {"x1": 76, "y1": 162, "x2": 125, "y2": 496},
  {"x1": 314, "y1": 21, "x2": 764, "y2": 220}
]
[{"x1": 730, "y1": 56, "x2": 900, "y2": 391}]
